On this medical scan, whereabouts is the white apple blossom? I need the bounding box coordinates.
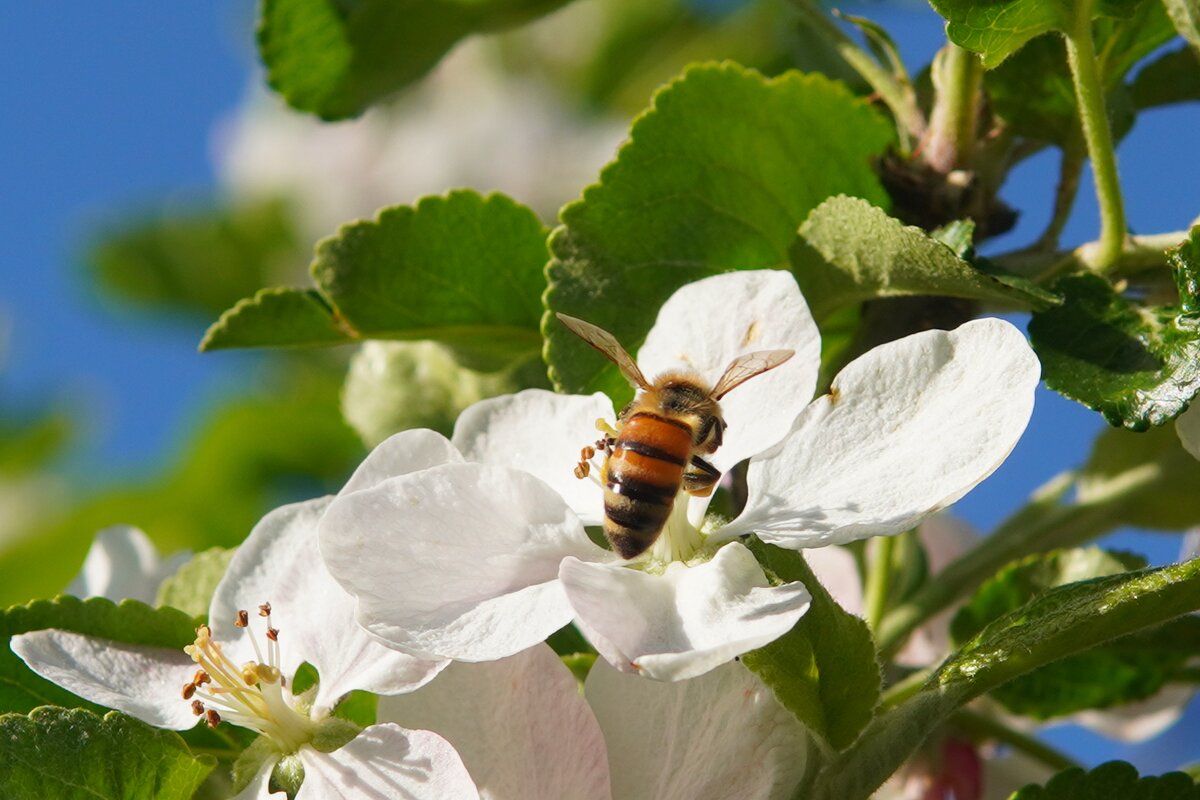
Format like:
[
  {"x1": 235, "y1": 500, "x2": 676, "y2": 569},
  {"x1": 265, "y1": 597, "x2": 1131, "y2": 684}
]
[
  {"x1": 12, "y1": 498, "x2": 478, "y2": 800},
  {"x1": 320, "y1": 269, "x2": 1041, "y2": 681},
  {"x1": 382, "y1": 643, "x2": 809, "y2": 800},
  {"x1": 65, "y1": 525, "x2": 190, "y2": 605}
]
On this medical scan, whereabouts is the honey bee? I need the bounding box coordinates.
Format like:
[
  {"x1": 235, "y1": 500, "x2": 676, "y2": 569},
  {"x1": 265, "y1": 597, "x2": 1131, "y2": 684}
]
[{"x1": 556, "y1": 312, "x2": 794, "y2": 559}]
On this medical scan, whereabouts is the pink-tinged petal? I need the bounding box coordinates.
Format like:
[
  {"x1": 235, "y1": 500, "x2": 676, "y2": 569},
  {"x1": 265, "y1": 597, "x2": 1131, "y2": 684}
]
[
  {"x1": 295, "y1": 724, "x2": 479, "y2": 800},
  {"x1": 561, "y1": 542, "x2": 810, "y2": 681},
  {"x1": 1178, "y1": 403, "x2": 1200, "y2": 460},
  {"x1": 10, "y1": 630, "x2": 196, "y2": 730},
  {"x1": 65, "y1": 525, "x2": 187, "y2": 605},
  {"x1": 320, "y1": 463, "x2": 610, "y2": 662},
  {"x1": 452, "y1": 390, "x2": 614, "y2": 526},
  {"x1": 725, "y1": 318, "x2": 1039, "y2": 548},
  {"x1": 210, "y1": 498, "x2": 445, "y2": 714},
  {"x1": 585, "y1": 658, "x2": 808, "y2": 800},
  {"x1": 636, "y1": 270, "x2": 822, "y2": 472},
  {"x1": 339, "y1": 429, "x2": 463, "y2": 497},
  {"x1": 1072, "y1": 682, "x2": 1194, "y2": 741},
  {"x1": 229, "y1": 759, "x2": 283, "y2": 800},
  {"x1": 380, "y1": 645, "x2": 611, "y2": 800},
  {"x1": 895, "y1": 515, "x2": 981, "y2": 668},
  {"x1": 804, "y1": 545, "x2": 863, "y2": 617}
]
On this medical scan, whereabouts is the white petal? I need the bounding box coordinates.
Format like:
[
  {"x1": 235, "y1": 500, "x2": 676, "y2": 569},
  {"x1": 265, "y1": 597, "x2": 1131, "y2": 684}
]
[
  {"x1": 725, "y1": 318, "x2": 1040, "y2": 548},
  {"x1": 452, "y1": 390, "x2": 614, "y2": 525},
  {"x1": 585, "y1": 658, "x2": 808, "y2": 800},
  {"x1": 296, "y1": 724, "x2": 479, "y2": 800},
  {"x1": 803, "y1": 545, "x2": 863, "y2": 617},
  {"x1": 320, "y1": 463, "x2": 609, "y2": 662},
  {"x1": 561, "y1": 542, "x2": 811, "y2": 681},
  {"x1": 636, "y1": 270, "x2": 822, "y2": 471},
  {"x1": 339, "y1": 428, "x2": 463, "y2": 497},
  {"x1": 210, "y1": 498, "x2": 445, "y2": 714},
  {"x1": 1178, "y1": 403, "x2": 1200, "y2": 461},
  {"x1": 65, "y1": 525, "x2": 185, "y2": 605},
  {"x1": 380, "y1": 645, "x2": 611, "y2": 800},
  {"x1": 10, "y1": 629, "x2": 197, "y2": 730}
]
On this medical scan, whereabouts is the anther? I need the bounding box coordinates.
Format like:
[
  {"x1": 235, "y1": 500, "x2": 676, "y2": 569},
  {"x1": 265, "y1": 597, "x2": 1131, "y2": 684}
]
[
  {"x1": 182, "y1": 682, "x2": 196, "y2": 700},
  {"x1": 235, "y1": 610, "x2": 249, "y2": 628},
  {"x1": 258, "y1": 602, "x2": 272, "y2": 617},
  {"x1": 205, "y1": 709, "x2": 222, "y2": 728},
  {"x1": 193, "y1": 670, "x2": 209, "y2": 686},
  {"x1": 266, "y1": 627, "x2": 279, "y2": 642},
  {"x1": 191, "y1": 700, "x2": 204, "y2": 716}
]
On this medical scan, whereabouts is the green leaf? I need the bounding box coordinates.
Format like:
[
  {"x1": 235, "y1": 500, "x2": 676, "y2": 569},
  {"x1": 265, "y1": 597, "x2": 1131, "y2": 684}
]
[
  {"x1": 1163, "y1": 0, "x2": 1200, "y2": 55},
  {"x1": 203, "y1": 191, "x2": 549, "y2": 372},
  {"x1": 792, "y1": 196, "x2": 1060, "y2": 318},
  {"x1": 1077, "y1": 422, "x2": 1200, "y2": 530},
  {"x1": 984, "y1": 1, "x2": 1174, "y2": 145},
  {"x1": 155, "y1": 548, "x2": 235, "y2": 619},
  {"x1": 742, "y1": 538, "x2": 880, "y2": 752},
  {"x1": 89, "y1": 200, "x2": 301, "y2": 317},
  {"x1": 811, "y1": 555, "x2": 1200, "y2": 800},
  {"x1": 259, "y1": 0, "x2": 576, "y2": 120},
  {"x1": 0, "y1": 596, "x2": 197, "y2": 716},
  {"x1": 928, "y1": 0, "x2": 1144, "y2": 68},
  {"x1": 1011, "y1": 761, "x2": 1200, "y2": 799},
  {"x1": 1029, "y1": 245, "x2": 1200, "y2": 429},
  {"x1": 950, "y1": 548, "x2": 1200, "y2": 718},
  {"x1": 0, "y1": 707, "x2": 214, "y2": 800},
  {"x1": 201, "y1": 288, "x2": 352, "y2": 350},
  {"x1": 1134, "y1": 47, "x2": 1200, "y2": 108},
  {"x1": 545, "y1": 62, "x2": 892, "y2": 397}
]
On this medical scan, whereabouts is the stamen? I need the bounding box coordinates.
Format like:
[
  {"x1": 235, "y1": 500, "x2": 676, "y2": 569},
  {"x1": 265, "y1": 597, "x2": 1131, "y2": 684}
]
[{"x1": 180, "y1": 601, "x2": 316, "y2": 753}]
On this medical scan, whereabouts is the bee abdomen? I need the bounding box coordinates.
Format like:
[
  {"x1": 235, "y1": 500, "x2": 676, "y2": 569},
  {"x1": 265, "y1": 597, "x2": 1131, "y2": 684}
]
[{"x1": 602, "y1": 414, "x2": 692, "y2": 559}]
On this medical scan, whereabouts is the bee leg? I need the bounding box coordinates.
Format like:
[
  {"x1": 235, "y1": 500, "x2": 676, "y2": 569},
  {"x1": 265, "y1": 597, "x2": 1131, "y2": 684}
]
[
  {"x1": 574, "y1": 445, "x2": 596, "y2": 480},
  {"x1": 683, "y1": 455, "x2": 721, "y2": 497}
]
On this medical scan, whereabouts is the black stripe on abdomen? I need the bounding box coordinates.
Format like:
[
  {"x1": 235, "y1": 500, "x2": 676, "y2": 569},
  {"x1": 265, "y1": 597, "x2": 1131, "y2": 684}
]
[
  {"x1": 615, "y1": 439, "x2": 687, "y2": 467},
  {"x1": 605, "y1": 497, "x2": 670, "y2": 531},
  {"x1": 606, "y1": 475, "x2": 677, "y2": 505}
]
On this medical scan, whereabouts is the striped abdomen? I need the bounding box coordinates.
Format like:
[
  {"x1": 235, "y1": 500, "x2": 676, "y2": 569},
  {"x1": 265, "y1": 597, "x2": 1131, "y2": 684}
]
[{"x1": 603, "y1": 412, "x2": 693, "y2": 559}]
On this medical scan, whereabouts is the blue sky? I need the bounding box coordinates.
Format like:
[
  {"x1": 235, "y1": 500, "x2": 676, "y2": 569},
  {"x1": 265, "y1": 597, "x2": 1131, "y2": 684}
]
[{"x1": 2, "y1": 0, "x2": 1198, "y2": 775}]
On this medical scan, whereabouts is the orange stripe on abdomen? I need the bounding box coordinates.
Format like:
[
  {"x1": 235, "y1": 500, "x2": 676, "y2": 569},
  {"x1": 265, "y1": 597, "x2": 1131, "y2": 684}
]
[{"x1": 601, "y1": 414, "x2": 693, "y2": 558}]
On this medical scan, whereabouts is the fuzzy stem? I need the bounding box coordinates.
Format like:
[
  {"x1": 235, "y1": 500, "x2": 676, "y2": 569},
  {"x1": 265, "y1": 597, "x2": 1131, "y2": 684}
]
[
  {"x1": 1063, "y1": 4, "x2": 1127, "y2": 270},
  {"x1": 952, "y1": 708, "x2": 1081, "y2": 772},
  {"x1": 923, "y1": 43, "x2": 983, "y2": 172},
  {"x1": 863, "y1": 535, "x2": 895, "y2": 632},
  {"x1": 1036, "y1": 133, "x2": 1086, "y2": 251},
  {"x1": 789, "y1": 0, "x2": 925, "y2": 149}
]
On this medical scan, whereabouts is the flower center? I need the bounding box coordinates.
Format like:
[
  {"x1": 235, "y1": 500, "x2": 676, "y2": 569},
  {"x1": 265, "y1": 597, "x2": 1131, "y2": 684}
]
[
  {"x1": 181, "y1": 602, "x2": 316, "y2": 753},
  {"x1": 645, "y1": 491, "x2": 706, "y2": 566}
]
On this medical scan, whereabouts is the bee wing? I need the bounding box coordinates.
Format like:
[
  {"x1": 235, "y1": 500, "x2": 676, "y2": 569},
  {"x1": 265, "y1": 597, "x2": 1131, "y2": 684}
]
[
  {"x1": 711, "y1": 349, "x2": 795, "y2": 399},
  {"x1": 555, "y1": 313, "x2": 651, "y2": 390}
]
